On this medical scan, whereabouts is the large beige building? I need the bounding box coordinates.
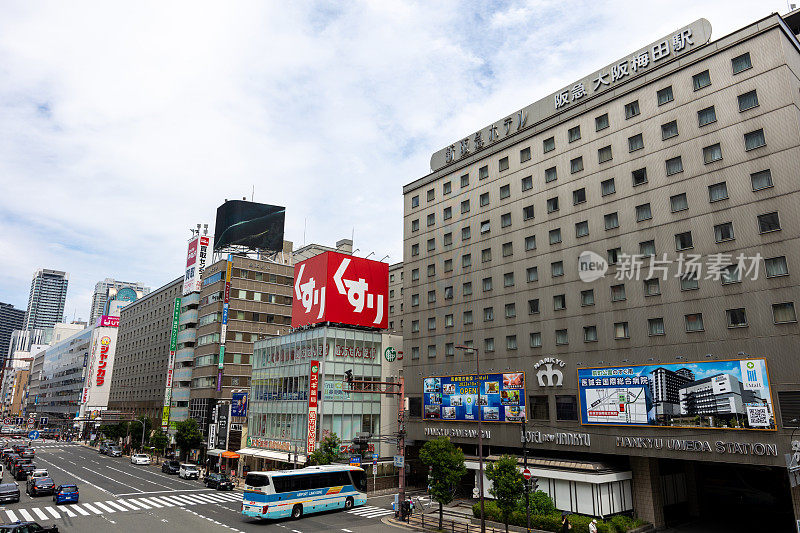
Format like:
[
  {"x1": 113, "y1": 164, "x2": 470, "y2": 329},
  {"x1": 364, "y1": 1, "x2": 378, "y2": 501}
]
[{"x1": 403, "y1": 13, "x2": 800, "y2": 531}]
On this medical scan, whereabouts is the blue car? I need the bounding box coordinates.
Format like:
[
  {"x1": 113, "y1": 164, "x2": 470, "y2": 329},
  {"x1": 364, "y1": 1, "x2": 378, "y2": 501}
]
[{"x1": 52, "y1": 485, "x2": 78, "y2": 504}]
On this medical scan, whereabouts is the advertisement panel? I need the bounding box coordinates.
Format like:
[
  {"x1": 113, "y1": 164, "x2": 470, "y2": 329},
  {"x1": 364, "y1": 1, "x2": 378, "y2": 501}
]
[
  {"x1": 423, "y1": 372, "x2": 526, "y2": 423},
  {"x1": 213, "y1": 200, "x2": 285, "y2": 252},
  {"x1": 218, "y1": 254, "x2": 233, "y2": 391},
  {"x1": 292, "y1": 251, "x2": 388, "y2": 329},
  {"x1": 97, "y1": 315, "x2": 120, "y2": 328},
  {"x1": 307, "y1": 360, "x2": 320, "y2": 455},
  {"x1": 231, "y1": 392, "x2": 248, "y2": 417},
  {"x1": 183, "y1": 235, "x2": 212, "y2": 295},
  {"x1": 162, "y1": 297, "x2": 181, "y2": 429},
  {"x1": 81, "y1": 327, "x2": 119, "y2": 409},
  {"x1": 577, "y1": 358, "x2": 775, "y2": 430}
]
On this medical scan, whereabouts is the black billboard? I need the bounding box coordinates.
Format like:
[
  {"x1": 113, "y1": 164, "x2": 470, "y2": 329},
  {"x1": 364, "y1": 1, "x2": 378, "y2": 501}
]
[{"x1": 213, "y1": 200, "x2": 285, "y2": 252}]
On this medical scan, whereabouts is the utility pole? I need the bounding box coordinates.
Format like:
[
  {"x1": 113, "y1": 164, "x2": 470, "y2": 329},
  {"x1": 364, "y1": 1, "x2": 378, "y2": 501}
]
[{"x1": 521, "y1": 417, "x2": 530, "y2": 533}]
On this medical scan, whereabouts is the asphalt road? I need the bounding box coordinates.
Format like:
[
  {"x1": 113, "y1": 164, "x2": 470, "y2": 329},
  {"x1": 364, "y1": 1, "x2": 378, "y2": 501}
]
[{"x1": 0, "y1": 440, "x2": 400, "y2": 533}]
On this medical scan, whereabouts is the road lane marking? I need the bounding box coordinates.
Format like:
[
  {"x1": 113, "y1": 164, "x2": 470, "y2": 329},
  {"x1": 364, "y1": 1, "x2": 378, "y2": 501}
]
[
  {"x1": 93, "y1": 501, "x2": 116, "y2": 513},
  {"x1": 105, "y1": 465, "x2": 164, "y2": 487},
  {"x1": 105, "y1": 500, "x2": 129, "y2": 511},
  {"x1": 158, "y1": 496, "x2": 184, "y2": 506},
  {"x1": 140, "y1": 497, "x2": 163, "y2": 508},
  {"x1": 115, "y1": 488, "x2": 216, "y2": 496},
  {"x1": 5, "y1": 510, "x2": 17, "y2": 522},
  {"x1": 81, "y1": 502, "x2": 103, "y2": 514},
  {"x1": 18, "y1": 509, "x2": 34, "y2": 521},
  {"x1": 149, "y1": 497, "x2": 174, "y2": 506},
  {"x1": 61, "y1": 506, "x2": 76, "y2": 517},
  {"x1": 70, "y1": 504, "x2": 90, "y2": 516},
  {"x1": 44, "y1": 506, "x2": 60, "y2": 519},
  {"x1": 34, "y1": 456, "x2": 113, "y2": 495},
  {"x1": 116, "y1": 500, "x2": 140, "y2": 510},
  {"x1": 31, "y1": 507, "x2": 48, "y2": 520},
  {"x1": 190, "y1": 493, "x2": 219, "y2": 504},
  {"x1": 342, "y1": 529, "x2": 353, "y2": 532},
  {"x1": 128, "y1": 498, "x2": 152, "y2": 509}
]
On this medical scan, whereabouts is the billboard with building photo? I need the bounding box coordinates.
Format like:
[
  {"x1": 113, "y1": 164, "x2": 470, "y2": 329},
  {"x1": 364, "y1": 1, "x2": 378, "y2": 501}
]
[
  {"x1": 577, "y1": 358, "x2": 775, "y2": 430},
  {"x1": 423, "y1": 372, "x2": 526, "y2": 423}
]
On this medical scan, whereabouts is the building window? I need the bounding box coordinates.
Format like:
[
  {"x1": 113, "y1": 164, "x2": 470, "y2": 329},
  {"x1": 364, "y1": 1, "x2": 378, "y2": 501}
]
[
  {"x1": 411, "y1": 243, "x2": 419, "y2": 256},
  {"x1": 427, "y1": 189, "x2": 435, "y2": 202},
  {"x1": 551, "y1": 261, "x2": 564, "y2": 277},
  {"x1": 528, "y1": 298, "x2": 540, "y2": 314},
  {"x1": 503, "y1": 272, "x2": 515, "y2": 287},
  {"x1": 521, "y1": 175, "x2": 533, "y2": 191},
  {"x1": 692, "y1": 69, "x2": 711, "y2": 90},
  {"x1": 547, "y1": 197, "x2": 559, "y2": 213},
  {"x1": 427, "y1": 213, "x2": 435, "y2": 227},
  {"x1": 444, "y1": 285, "x2": 453, "y2": 300},
  {"x1": 411, "y1": 293, "x2": 420, "y2": 306},
  {"x1": 506, "y1": 335, "x2": 517, "y2": 350},
  {"x1": 726, "y1": 308, "x2": 748, "y2": 328},
  {"x1": 670, "y1": 193, "x2": 688, "y2": 213},
  {"x1": 443, "y1": 207, "x2": 452, "y2": 221},
  {"x1": 675, "y1": 231, "x2": 693, "y2": 250},
  {"x1": 714, "y1": 222, "x2": 735, "y2": 242},
  {"x1": 445, "y1": 343, "x2": 454, "y2": 356},
  {"x1": 608, "y1": 247, "x2": 621, "y2": 265},
  {"x1": 624, "y1": 100, "x2": 640, "y2": 119},
  {"x1": 443, "y1": 181, "x2": 451, "y2": 195},
  {"x1": 411, "y1": 219, "x2": 419, "y2": 232},
  {"x1": 428, "y1": 345, "x2": 436, "y2": 358},
  {"x1": 570, "y1": 156, "x2": 584, "y2": 174},
  {"x1": 758, "y1": 212, "x2": 781, "y2": 233},
  {"x1": 773, "y1": 302, "x2": 797, "y2": 323},
  {"x1": 708, "y1": 182, "x2": 728, "y2": 202},
  {"x1": 765, "y1": 256, "x2": 788, "y2": 278},
  {"x1": 530, "y1": 395, "x2": 549, "y2": 419},
  {"x1": 640, "y1": 240, "x2": 656, "y2": 256},
  {"x1": 555, "y1": 329, "x2": 569, "y2": 345},
  {"x1": 738, "y1": 90, "x2": 759, "y2": 112},
  {"x1": 568, "y1": 125, "x2": 581, "y2": 143},
  {"x1": 505, "y1": 304, "x2": 516, "y2": 318},
  {"x1": 636, "y1": 203, "x2": 652, "y2": 222},
  {"x1": 703, "y1": 143, "x2": 722, "y2": 164},
  {"x1": 601, "y1": 178, "x2": 616, "y2": 196},
  {"x1": 501, "y1": 213, "x2": 512, "y2": 228},
  {"x1": 499, "y1": 184, "x2": 511, "y2": 200},
  {"x1": 553, "y1": 294, "x2": 566, "y2": 311},
  {"x1": 411, "y1": 347, "x2": 419, "y2": 359},
  {"x1": 411, "y1": 195, "x2": 419, "y2": 208},
  {"x1": 665, "y1": 156, "x2": 683, "y2": 176},
  {"x1": 685, "y1": 313, "x2": 704, "y2": 332},
  {"x1": 427, "y1": 264, "x2": 435, "y2": 277},
  {"x1": 697, "y1": 105, "x2": 716, "y2": 126},
  {"x1": 502, "y1": 241, "x2": 513, "y2": 256},
  {"x1": 462, "y1": 254, "x2": 472, "y2": 268},
  {"x1": 427, "y1": 238, "x2": 435, "y2": 252},
  {"x1": 722, "y1": 264, "x2": 741, "y2": 285},
  {"x1": 604, "y1": 212, "x2": 619, "y2": 230},
  {"x1": 751, "y1": 169, "x2": 773, "y2": 191},
  {"x1": 628, "y1": 133, "x2": 644, "y2": 152},
  {"x1": 526, "y1": 266, "x2": 539, "y2": 283},
  {"x1": 584, "y1": 326, "x2": 598, "y2": 342},
  {"x1": 580, "y1": 289, "x2": 595, "y2": 307},
  {"x1": 411, "y1": 320, "x2": 419, "y2": 333},
  {"x1": 480, "y1": 220, "x2": 490, "y2": 234},
  {"x1": 681, "y1": 272, "x2": 699, "y2": 291},
  {"x1": 480, "y1": 192, "x2": 490, "y2": 207},
  {"x1": 445, "y1": 314, "x2": 454, "y2": 328},
  {"x1": 463, "y1": 310, "x2": 473, "y2": 325},
  {"x1": 556, "y1": 395, "x2": 578, "y2": 420},
  {"x1": 479, "y1": 165, "x2": 489, "y2": 180},
  {"x1": 632, "y1": 167, "x2": 647, "y2": 186},
  {"x1": 530, "y1": 332, "x2": 542, "y2": 348},
  {"x1": 520, "y1": 146, "x2": 532, "y2": 162},
  {"x1": 598, "y1": 145, "x2": 613, "y2": 163},
  {"x1": 483, "y1": 307, "x2": 494, "y2": 321},
  {"x1": 614, "y1": 322, "x2": 629, "y2": 339},
  {"x1": 573, "y1": 188, "x2": 586, "y2": 205},
  {"x1": 545, "y1": 166, "x2": 557, "y2": 183},
  {"x1": 461, "y1": 174, "x2": 469, "y2": 188},
  {"x1": 543, "y1": 136, "x2": 555, "y2": 153},
  {"x1": 644, "y1": 278, "x2": 660, "y2": 296},
  {"x1": 428, "y1": 317, "x2": 436, "y2": 331},
  {"x1": 498, "y1": 156, "x2": 509, "y2": 172},
  {"x1": 461, "y1": 199, "x2": 470, "y2": 213},
  {"x1": 732, "y1": 52, "x2": 752, "y2": 74},
  {"x1": 482, "y1": 277, "x2": 493, "y2": 292},
  {"x1": 661, "y1": 120, "x2": 678, "y2": 140},
  {"x1": 481, "y1": 248, "x2": 492, "y2": 263},
  {"x1": 657, "y1": 86, "x2": 674, "y2": 105},
  {"x1": 428, "y1": 290, "x2": 436, "y2": 303},
  {"x1": 575, "y1": 220, "x2": 589, "y2": 237},
  {"x1": 521, "y1": 204, "x2": 535, "y2": 221},
  {"x1": 611, "y1": 284, "x2": 626, "y2": 302},
  {"x1": 462, "y1": 226, "x2": 471, "y2": 241},
  {"x1": 744, "y1": 129, "x2": 766, "y2": 151},
  {"x1": 463, "y1": 282, "x2": 473, "y2": 296},
  {"x1": 595, "y1": 113, "x2": 609, "y2": 131},
  {"x1": 648, "y1": 317, "x2": 665, "y2": 336},
  {"x1": 525, "y1": 235, "x2": 536, "y2": 251},
  {"x1": 549, "y1": 228, "x2": 562, "y2": 245}
]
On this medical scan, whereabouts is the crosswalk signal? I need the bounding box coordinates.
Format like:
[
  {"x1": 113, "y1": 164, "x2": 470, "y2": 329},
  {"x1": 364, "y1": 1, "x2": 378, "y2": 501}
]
[{"x1": 530, "y1": 476, "x2": 539, "y2": 492}]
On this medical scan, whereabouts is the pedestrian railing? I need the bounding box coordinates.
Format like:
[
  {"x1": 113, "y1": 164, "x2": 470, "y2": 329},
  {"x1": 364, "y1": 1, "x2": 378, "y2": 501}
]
[{"x1": 403, "y1": 513, "x2": 507, "y2": 533}]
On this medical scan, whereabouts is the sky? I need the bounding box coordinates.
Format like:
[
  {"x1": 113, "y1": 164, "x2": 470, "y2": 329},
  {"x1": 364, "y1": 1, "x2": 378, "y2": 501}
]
[{"x1": 0, "y1": 0, "x2": 788, "y2": 321}]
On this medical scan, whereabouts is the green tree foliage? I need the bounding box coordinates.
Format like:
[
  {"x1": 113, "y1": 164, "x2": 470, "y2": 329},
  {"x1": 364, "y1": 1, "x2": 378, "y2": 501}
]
[
  {"x1": 174, "y1": 419, "x2": 203, "y2": 460},
  {"x1": 485, "y1": 454, "x2": 524, "y2": 533},
  {"x1": 128, "y1": 416, "x2": 152, "y2": 450},
  {"x1": 419, "y1": 436, "x2": 466, "y2": 529},
  {"x1": 150, "y1": 430, "x2": 169, "y2": 459},
  {"x1": 309, "y1": 433, "x2": 344, "y2": 465}
]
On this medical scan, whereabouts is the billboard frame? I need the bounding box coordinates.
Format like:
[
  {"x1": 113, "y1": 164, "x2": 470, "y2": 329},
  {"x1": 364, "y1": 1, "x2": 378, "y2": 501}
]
[{"x1": 422, "y1": 371, "x2": 527, "y2": 424}]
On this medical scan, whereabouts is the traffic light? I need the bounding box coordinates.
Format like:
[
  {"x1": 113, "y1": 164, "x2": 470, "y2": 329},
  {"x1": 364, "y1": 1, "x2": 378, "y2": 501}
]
[
  {"x1": 530, "y1": 476, "x2": 539, "y2": 492},
  {"x1": 352, "y1": 432, "x2": 370, "y2": 458}
]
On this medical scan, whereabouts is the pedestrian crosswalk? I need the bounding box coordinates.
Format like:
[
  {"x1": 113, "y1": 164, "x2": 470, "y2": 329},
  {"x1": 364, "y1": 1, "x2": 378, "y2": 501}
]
[
  {"x1": 347, "y1": 504, "x2": 395, "y2": 519},
  {"x1": 1, "y1": 490, "x2": 242, "y2": 521}
]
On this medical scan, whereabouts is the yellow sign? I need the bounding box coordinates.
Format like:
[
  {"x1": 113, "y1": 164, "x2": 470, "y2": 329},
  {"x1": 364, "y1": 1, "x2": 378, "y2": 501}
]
[{"x1": 161, "y1": 406, "x2": 170, "y2": 428}]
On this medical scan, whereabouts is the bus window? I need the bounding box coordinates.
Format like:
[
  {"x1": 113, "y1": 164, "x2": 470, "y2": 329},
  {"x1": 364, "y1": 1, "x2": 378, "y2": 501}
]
[
  {"x1": 350, "y1": 470, "x2": 367, "y2": 492},
  {"x1": 245, "y1": 473, "x2": 269, "y2": 489}
]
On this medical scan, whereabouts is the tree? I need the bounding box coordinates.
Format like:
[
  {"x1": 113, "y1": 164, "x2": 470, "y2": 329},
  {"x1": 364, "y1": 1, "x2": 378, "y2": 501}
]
[
  {"x1": 174, "y1": 419, "x2": 202, "y2": 460},
  {"x1": 150, "y1": 431, "x2": 170, "y2": 461},
  {"x1": 309, "y1": 433, "x2": 344, "y2": 465},
  {"x1": 485, "y1": 454, "x2": 524, "y2": 533},
  {"x1": 419, "y1": 436, "x2": 466, "y2": 529},
  {"x1": 128, "y1": 416, "x2": 152, "y2": 451}
]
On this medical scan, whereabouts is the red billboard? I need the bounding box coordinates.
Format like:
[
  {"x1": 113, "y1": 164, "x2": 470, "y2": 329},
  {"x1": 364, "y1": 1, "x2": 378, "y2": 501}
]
[{"x1": 292, "y1": 251, "x2": 389, "y2": 329}]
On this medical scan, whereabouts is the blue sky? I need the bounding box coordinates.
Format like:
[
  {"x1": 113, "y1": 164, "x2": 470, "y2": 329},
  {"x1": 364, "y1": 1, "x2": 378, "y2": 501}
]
[{"x1": 0, "y1": 0, "x2": 787, "y2": 320}]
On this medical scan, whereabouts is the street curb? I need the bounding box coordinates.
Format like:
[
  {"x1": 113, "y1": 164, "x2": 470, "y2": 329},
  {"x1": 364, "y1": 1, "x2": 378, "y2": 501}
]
[{"x1": 382, "y1": 516, "x2": 420, "y2": 531}]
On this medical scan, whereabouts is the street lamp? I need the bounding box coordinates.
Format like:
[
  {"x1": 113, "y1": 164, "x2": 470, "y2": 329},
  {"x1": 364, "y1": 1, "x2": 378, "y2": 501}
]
[{"x1": 455, "y1": 344, "x2": 485, "y2": 533}]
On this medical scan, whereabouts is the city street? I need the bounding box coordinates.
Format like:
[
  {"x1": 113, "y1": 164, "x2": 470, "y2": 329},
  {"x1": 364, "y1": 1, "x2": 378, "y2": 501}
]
[{"x1": 0, "y1": 440, "x2": 399, "y2": 533}]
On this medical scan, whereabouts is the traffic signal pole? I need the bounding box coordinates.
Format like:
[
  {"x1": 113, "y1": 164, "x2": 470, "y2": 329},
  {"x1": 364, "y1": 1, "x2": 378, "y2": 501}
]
[{"x1": 521, "y1": 417, "x2": 530, "y2": 533}]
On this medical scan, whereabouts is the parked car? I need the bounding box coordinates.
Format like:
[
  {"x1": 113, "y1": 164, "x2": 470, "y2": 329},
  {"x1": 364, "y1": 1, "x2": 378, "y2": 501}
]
[
  {"x1": 0, "y1": 521, "x2": 59, "y2": 532},
  {"x1": 178, "y1": 463, "x2": 199, "y2": 480},
  {"x1": 161, "y1": 460, "x2": 180, "y2": 474},
  {"x1": 52, "y1": 485, "x2": 78, "y2": 505},
  {"x1": 30, "y1": 469, "x2": 48, "y2": 479},
  {"x1": 19, "y1": 449, "x2": 34, "y2": 459},
  {"x1": 204, "y1": 472, "x2": 234, "y2": 490},
  {"x1": 0, "y1": 483, "x2": 20, "y2": 503},
  {"x1": 130, "y1": 454, "x2": 150, "y2": 465},
  {"x1": 26, "y1": 477, "x2": 55, "y2": 496},
  {"x1": 98, "y1": 443, "x2": 110, "y2": 455},
  {"x1": 107, "y1": 446, "x2": 122, "y2": 457}
]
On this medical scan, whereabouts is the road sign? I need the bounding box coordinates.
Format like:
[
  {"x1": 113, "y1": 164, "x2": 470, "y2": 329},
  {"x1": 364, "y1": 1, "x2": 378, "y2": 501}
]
[
  {"x1": 26, "y1": 422, "x2": 35, "y2": 430},
  {"x1": 28, "y1": 430, "x2": 39, "y2": 440},
  {"x1": 14, "y1": 417, "x2": 23, "y2": 426},
  {"x1": 39, "y1": 417, "x2": 48, "y2": 427},
  {"x1": 522, "y1": 468, "x2": 532, "y2": 480},
  {"x1": 393, "y1": 455, "x2": 404, "y2": 468},
  {"x1": 372, "y1": 453, "x2": 378, "y2": 465},
  {"x1": 349, "y1": 456, "x2": 361, "y2": 467},
  {"x1": 2, "y1": 418, "x2": 9, "y2": 425}
]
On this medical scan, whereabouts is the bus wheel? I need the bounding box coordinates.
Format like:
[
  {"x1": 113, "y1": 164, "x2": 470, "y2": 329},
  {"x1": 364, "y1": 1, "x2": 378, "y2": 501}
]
[
  {"x1": 291, "y1": 504, "x2": 303, "y2": 519},
  {"x1": 345, "y1": 497, "x2": 354, "y2": 510}
]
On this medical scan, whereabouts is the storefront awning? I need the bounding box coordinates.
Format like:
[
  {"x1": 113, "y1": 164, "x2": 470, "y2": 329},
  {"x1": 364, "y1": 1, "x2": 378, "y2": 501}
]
[
  {"x1": 206, "y1": 448, "x2": 225, "y2": 456},
  {"x1": 465, "y1": 458, "x2": 632, "y2": 484},
  {"x1": 236, "y1": 447, "x2": 307, "y2": 464},
  {"x1": 220, "y1": 451, "x2": 240, "y2": 459}
]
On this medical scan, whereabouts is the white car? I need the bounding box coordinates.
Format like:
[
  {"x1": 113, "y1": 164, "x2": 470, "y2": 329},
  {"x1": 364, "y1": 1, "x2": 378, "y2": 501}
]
[
  {"x1": 30, "y1": 469, "x2": 48, "y2": 479},
  {"x1": 178, "y1": 463, "x2": 199, "y2": 480},
  {"x1": 131, "y1": 454, "x2": 151, "y2": 465}
]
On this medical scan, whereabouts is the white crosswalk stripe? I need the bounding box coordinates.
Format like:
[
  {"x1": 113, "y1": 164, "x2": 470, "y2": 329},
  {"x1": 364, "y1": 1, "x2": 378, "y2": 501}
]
[
  {"x1": 5, "y1": 510, "x2": 18, "y2": 522},
  {"x1": 18, "y1": 509, "x2": 34, "y2": 521},
  {"x1": 149, "y1": 497, "x2": 174, "y2": 507},
  {"x1": 45, "y1": 506, "x2": 60, "y2": 519},
  {"x1": 140, "y1": 497, "x2": 163, "y2": 508},
  {"x1": 105, "y1": 500, "x2": 129, "y2": 511},
  {"x1": 93, "y1": 501, "x2": 116, "y2": 513},
  {"x1": 127, "y1": 498, "x2": 152, "y2": 509},
  {"x1": 347, "y1": 505, "x2": 395, "y2": 518},
  {"x1": 81, "y1": 502, "x2": 103, "y2": 514},
  {"x1": 117, "y1": 499, "x2": 140, "y2": 510},
  {"x1": 31, "y1": 507, "x2": 49, "y2": 520},
  {"x1": 70, "y1": 503, "x2": 90, "y2": 516}
]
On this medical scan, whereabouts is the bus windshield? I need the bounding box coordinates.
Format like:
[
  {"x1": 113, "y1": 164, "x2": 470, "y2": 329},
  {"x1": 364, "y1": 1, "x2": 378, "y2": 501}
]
[{"x1": 245, "y1": 473, "x2": 270, "y2": 489}]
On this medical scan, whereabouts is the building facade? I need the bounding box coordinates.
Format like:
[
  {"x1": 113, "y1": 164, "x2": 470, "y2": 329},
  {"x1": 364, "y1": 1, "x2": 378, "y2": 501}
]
[
  {"x1": 89, "y1": 278, "x2": 151, "y2": 325},
  {"x1": 387, "y1": 263, "x2": 403, "y2": 334},
  {"x1": 402, "y1": 14, "x2": 800, "y2": 529},
  {"x1": 0, "y1": 303, "x2": 25, "y2": 361},
  {"x1": 23, "y1": 269, "x2": 69, "y2": 330}
]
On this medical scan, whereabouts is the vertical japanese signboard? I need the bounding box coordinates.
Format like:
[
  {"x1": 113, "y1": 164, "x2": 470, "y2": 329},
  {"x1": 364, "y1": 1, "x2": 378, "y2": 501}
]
[
  {"x1": 307, "y1": 360, "x2": 320, "y2": 455},
  {"x1": 183, "y1": 234, "x2": 212, "y2": 295},
  {"x1": 162, "y1": 297, "x2": 181, "y2": 429},
  {"x1": 218, "y1": 254, "x2": 233, "y2": 392}
]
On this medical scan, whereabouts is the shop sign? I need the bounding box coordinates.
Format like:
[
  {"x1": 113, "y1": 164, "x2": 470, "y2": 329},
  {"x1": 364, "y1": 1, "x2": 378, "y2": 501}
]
[
  {"x1": 384, "y1": 347, "x2": 398, "y2": 362},
  {"x1": 323, "y1": 380, "x2": 350, "y2": 400},
  {"x1": 534, "y1": 358, "x2": 565, "y2": 387},
  {"x1": 96, "y1": 336, "x2": 112, "y2": 386},
  {"x1": 521, "y1": 430, "x2": 590, "y2": 447},
  {"x1": 615, "y1": 436, "x2": 778, "y2": 456},
  {"x1": 307, "y1": 360, "x2": 320, "y2": 455},
  {"x1": 424, "y1": 426, "x2": 492, "y2": 439},
  {"x1": 248, "y1": 436, "x2": 291, "y2": 452}
]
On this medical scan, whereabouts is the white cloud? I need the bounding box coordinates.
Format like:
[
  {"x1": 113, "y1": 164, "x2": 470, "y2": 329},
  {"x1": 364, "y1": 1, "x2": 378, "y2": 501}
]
[{"x1": 0, "y1": 0, "x2": 786, "y2": 318}]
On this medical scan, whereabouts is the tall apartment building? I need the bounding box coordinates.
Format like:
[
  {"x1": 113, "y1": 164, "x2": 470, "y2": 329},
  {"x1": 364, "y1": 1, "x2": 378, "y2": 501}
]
[
  {"x1": 109, "y1": 277, "x2": 183, "y2": 422},
  {"x1": 24, "y1": 269, "x2": 68, "y2": 330},
  {"x1": 89, "y1": 278, "x2": 151, "y2": 324},
  {"x1": 387, "y1": 263, "x2": 403, "y2": 334},
  {"x1": 403, "y1": 13, "x2": 800, "y2": 529},
  {"x1": 0, "y1": 303, "x2": 25, "y2": 359}
]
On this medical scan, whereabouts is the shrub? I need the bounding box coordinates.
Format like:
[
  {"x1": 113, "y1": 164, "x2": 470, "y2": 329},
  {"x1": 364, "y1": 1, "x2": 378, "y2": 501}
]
[{"x1": 471, "y1": 502, "x2": 648, "y2": 533}]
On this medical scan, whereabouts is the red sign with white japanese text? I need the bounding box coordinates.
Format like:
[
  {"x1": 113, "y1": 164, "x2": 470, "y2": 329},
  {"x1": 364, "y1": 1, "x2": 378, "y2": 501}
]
[
  {"x1": 292, "y1": 251, "x2": 389, "y2": 329},
  {"x1": 96, "y1": 336, "x2": 112, "y2": 386},
  {"x1": 307, "y1": 360, "x2": 320, "y2": 455},
  {"x1": 98, "y1": 315, "x2": 119, "y2": 328}
]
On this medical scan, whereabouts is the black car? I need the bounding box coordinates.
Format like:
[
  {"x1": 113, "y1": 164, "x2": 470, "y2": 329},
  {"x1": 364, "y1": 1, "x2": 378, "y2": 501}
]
[
  {"x1": 26, "y1": 477, "x2": 55, "y2": 496},
  {"x1": 161, "y1": 460, "x2": 180, "y2": 475},
  {"x1": 19, "y1": 449, "x2": 34, "y2": 459},
  {"x1": 0, "y1": 522, "x2": 59, "y2": 532},
  {"x1": 0, "y1": 483, "x2": 20, "y2": 503},
  {"x1": 13, "y1": 462, "x2": 35, "y2": 481},
  {"x1": 97, "y1": 443, "x2": 110, "y2": 455},
  {"x1": 204, "y1": 473, "x2": 234, "y2": 491},
  {"x1": 3, "y1": 453, "x2": 18, "y2": 468}
]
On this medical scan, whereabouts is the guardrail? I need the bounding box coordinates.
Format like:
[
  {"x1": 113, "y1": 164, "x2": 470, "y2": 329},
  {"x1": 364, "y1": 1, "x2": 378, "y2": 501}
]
[{"x1": 403, "y1": 513, "x2": 508, "y2": 533}]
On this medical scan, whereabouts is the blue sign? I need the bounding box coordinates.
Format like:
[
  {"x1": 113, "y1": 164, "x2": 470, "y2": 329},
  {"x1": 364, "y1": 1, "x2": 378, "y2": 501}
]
[
  {"x1": 349, "y1": 456, "x2": 361, "y2": 466},
  {"x1": 423, "y1": 372, "x2": 526, "y2": 423},
  {"x1": 28, "y1": 430, "x2": 39, "y2": 440},
  {"x1": 578, "y1": 358, "x2": 775, "y2": 430},
  {"x1": 231, "y1": 392, "x2": 248, "y2": 417},
  {"x1": 372, "y1": 453, "x2": 378, "y2": 465},
  {"x1": 393, "y1": 455, "x2": 404, "y2": 468}
]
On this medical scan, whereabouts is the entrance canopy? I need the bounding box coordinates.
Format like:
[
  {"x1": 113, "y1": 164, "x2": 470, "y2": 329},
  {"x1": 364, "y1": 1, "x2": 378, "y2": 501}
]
[{"x1": 236, "y1": 447, "x2": 307, "y2": 464}]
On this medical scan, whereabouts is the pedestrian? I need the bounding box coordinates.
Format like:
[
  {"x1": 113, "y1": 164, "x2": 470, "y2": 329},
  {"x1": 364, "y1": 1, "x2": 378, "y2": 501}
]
[
  {"x1": 408, "y1": 498, "x2": 414, "y2": 521},
  {"x1": 588, "y1": 518, "x2": 598, "y2": 533},
  {"x1": 561, "y1": 511, "x2": 572, "y2": 532}
]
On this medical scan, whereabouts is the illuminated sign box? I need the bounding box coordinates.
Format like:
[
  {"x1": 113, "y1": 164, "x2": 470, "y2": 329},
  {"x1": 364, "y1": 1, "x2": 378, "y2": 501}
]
[{"x1": 423, "y1": 372, "x2": 526, "y2": 423}]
